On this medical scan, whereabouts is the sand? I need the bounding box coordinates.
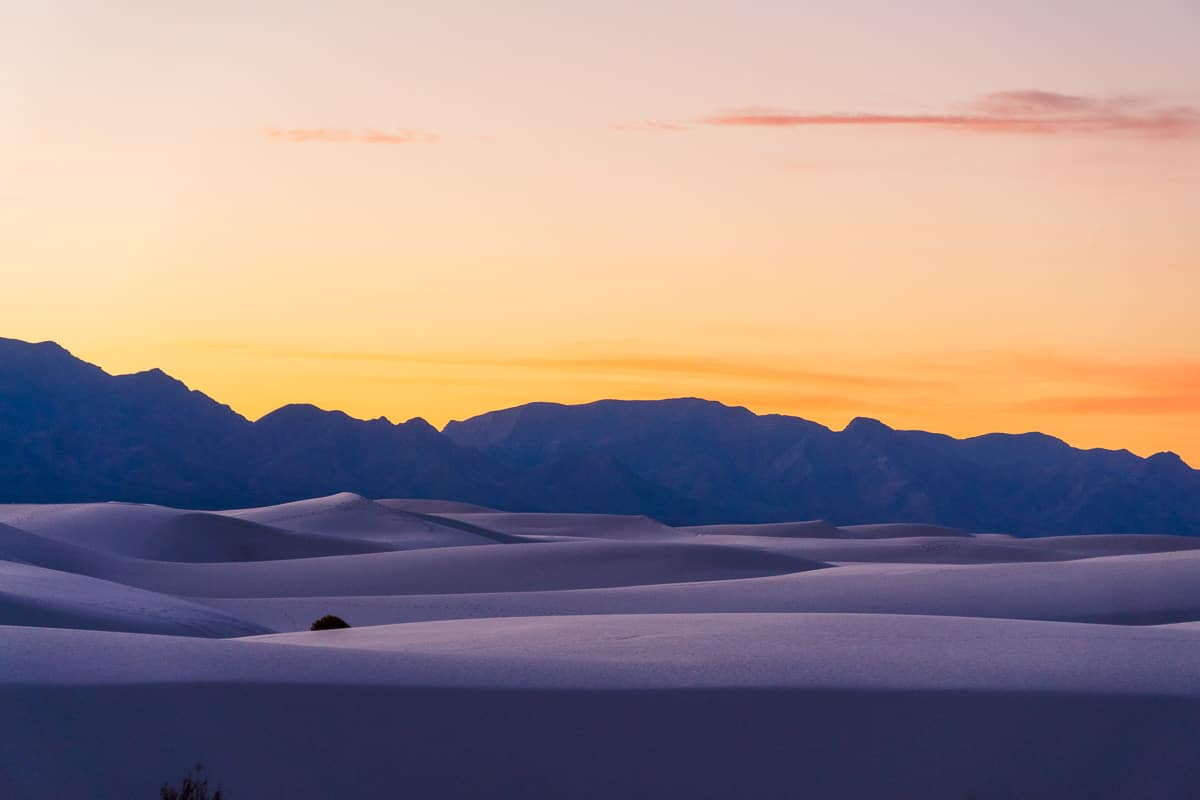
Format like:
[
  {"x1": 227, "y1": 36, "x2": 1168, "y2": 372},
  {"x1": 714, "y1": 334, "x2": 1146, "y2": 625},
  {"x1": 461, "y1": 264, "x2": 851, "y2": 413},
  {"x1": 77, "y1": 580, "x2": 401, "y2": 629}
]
[{"x1": 3, "y1": 493, "x2": 1200, "y2": 798}]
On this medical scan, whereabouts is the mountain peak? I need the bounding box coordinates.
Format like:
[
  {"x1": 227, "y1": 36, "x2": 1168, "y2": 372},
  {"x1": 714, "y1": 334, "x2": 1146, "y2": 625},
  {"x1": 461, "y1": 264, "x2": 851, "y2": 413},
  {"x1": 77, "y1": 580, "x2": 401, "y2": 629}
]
[
  {"x1": 843, "y1": 416, "x2": 892, "y2": 435},
  {"x1": 1146, "y1": 451, "x2": 1194, "y2": 476},
  {"x1": 402, "y1": 416, "x2": 438, "y2": 434},
  {"x1": 258, "y1": 403, "x2": 352, "y2": 424},
  {"x1": 0, "y1": 337, "x2": 71, "y2": 356},
  {"x1": 121, "y1": 367, "x2": 187, "y2": 389},
  {"x1": 0, "y1": 337, "x2": 104, "y2": 378}
]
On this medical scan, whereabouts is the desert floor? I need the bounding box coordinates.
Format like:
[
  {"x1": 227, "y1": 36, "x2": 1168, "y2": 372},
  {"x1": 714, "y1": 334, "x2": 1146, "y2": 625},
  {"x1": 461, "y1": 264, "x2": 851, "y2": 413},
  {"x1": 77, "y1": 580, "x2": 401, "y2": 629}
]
[{"x1": 3, "y1": 493, "x2": 1199, "y2": 798}]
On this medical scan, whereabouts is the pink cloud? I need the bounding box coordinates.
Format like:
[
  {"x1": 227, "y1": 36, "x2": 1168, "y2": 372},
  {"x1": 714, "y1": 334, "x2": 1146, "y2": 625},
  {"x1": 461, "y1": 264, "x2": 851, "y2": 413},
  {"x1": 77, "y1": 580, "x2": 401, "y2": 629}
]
[
  {"x1": 631, "y1": 91, "x2": 1200, "y2": 138},
  {"x1": 970, "y1": 90, "x2": 1103, "y2": 116}
]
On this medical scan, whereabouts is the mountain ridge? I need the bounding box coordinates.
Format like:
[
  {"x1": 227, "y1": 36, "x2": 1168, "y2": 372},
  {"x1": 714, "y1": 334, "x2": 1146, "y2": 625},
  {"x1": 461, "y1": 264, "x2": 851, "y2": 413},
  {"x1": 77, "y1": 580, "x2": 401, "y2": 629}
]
[{"x1": 2, "y1": 337, "x2": 1197, "y2": 534}]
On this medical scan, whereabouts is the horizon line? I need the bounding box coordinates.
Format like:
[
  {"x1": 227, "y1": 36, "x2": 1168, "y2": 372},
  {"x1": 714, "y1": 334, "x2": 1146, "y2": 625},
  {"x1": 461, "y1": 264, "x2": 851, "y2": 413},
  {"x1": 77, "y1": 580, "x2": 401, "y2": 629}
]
[{"x1": 6, "y1": 336, "x2": 1194, "y2": 469}]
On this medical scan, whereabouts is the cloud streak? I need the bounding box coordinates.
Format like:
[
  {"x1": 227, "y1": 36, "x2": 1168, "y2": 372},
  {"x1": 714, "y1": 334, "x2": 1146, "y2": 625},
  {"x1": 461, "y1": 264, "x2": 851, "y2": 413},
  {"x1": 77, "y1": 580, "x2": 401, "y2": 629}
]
[
  {"x1": 631, "y1": 91, "x2": 1200, "y2": 138},
  {"x1": 1016, "y1": 394, "x2": 1200, "y2": 415},
  {"x1": 951, "y1": 351, "x2": 1200, "y2": 416},
  {"x1": 180, "y1": 340, "x2": 934, "y2": 390},
  {"x1": 264, "y1": 128, "x2": 440, "y2": 144},
  {"x1": 993, "y1": 352, "x2": 1200, "y2": 390}
]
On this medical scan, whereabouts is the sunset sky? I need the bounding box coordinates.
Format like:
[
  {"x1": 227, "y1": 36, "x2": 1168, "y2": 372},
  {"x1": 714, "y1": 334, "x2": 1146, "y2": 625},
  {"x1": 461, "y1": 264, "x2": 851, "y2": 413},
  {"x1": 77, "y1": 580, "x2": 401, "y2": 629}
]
[{"x1": 4, "y1": 2, "x2": 1200, "y2": 463}]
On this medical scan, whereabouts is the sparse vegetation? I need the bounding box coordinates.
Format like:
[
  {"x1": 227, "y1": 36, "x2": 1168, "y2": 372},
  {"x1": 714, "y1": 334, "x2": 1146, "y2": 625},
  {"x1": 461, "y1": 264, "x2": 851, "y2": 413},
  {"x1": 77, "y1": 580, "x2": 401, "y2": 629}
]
[
  {"x1": 160, "y1": 763, "x2": 222, "y2": 800},
  {"x1": 310, "y1": 614, "x2": 351, "y2": 631}
]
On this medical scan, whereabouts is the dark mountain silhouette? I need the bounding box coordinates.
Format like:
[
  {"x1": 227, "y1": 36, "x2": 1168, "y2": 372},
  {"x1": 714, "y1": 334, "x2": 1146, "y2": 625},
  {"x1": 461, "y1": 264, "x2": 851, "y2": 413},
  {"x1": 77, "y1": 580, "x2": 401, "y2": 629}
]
[
  {"x1": 0, "y1": 338, "x2": 252, "y2": 506},
  {"x1": 3, "y1": 336, "x2": 1199, "y2": 534},
  {"x1": 446, "y1": 399, "x2": 1200, "y2": 534},
  {"x1": 245, "y1": 403, "x2": 518, "y2": 507},
  {"x1": 0, "y1": 338, "x2": 692, "y2": 518}
]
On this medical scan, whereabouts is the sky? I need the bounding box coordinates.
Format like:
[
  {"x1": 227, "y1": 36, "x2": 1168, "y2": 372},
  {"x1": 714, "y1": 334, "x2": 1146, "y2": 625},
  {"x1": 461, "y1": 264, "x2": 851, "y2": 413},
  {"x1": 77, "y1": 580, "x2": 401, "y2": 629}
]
[{"x1": 3, "y1": 1, "x2": 1200, "y2": 463}]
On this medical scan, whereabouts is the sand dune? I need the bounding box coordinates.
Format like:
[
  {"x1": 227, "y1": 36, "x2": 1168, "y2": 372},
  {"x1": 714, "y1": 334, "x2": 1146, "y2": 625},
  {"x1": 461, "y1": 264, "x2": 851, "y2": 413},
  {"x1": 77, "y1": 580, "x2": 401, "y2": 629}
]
[
  {"x1": 0, "y1": 515, "x2": 822, "y2": 599},
  {"x1": 996, "y1": 533, "x2": 1200, "y2": 557},
  {"x1": 837, "y1": 522, "x2": 971, "y2": 538},
  {"x1": 4, "y1": 495, "x2": 1200, "y2": 798},
  {"x1": 0, "y1": 561, "x2": 265, "y2": 636},
  {"x1": 207, "y1": 543, "x2": 1200, "y2": 630},
  {"x1": 242, "y1": 612, "x2": 1200, "y2": 692},
  {"x1": 114, "y1": 539, "x2": 825, "y2": 598},
  {"x1": 3, "y1": 612, "x2": 1197, "y2": 692},
  {"x1": 0, "y1": 502, "x2": 396, "y2": 561},
  {"x1": 436, "y1": 510, "x2": 680, "y2": 540},
  {"x1": 0, "y1": 518, "x2": 159, "y2": 578},
  {"x1": 223, "y1": 492, "x2": 505, "y2": 547},
  {"x1": 678, "y1": 519, "x2": 845, "y2": 538},
  {"x1": 5, "y1": 615, "x2": 1200, "y2": 798},
  {"x1": 377, "y1": 498, "x2": 500, "y2": 514},
  {"x1": 672, "y1": 533, "x2": 1076, "y2": 563}
]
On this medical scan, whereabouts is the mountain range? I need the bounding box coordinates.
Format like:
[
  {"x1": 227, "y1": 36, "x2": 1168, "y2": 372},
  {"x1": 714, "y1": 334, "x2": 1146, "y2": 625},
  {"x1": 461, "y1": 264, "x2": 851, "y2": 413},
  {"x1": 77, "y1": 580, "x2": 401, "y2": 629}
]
[{"x1": 3, "y1": 336, "x2": 1198, "y2": 535}]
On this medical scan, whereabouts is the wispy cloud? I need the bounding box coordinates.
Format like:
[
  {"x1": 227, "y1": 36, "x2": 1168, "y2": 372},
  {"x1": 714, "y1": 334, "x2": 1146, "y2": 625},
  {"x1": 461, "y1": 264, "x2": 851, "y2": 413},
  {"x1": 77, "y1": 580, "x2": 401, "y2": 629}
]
[
  {"x1": 520, "y1": 353, "x2": 934, "y2": 389},
  {"x1": 264, "y1": 128, "x2": 440, "y2": 144},
  {"x1": 723, "y1": 389, "x2": 898, "y2": 414},
  {"x1": 1015, "y1": 394, "x2": 1200, "y2": 415},
  {"x1": 186, "y1": 341, "x2": 1200, "y2": 414},
  {"x1": 628, "y1": 91, "x2": 1200, "y2": 138},
  {"x1": 180, "y1": 340, "x2": 933, "y2": 390},
  {"x1": 999, "y1": 353, "x2": 1200, "y2": 389},
  {"x1": 942, "y1": 351, "x2": 1200, "y2": 416}
]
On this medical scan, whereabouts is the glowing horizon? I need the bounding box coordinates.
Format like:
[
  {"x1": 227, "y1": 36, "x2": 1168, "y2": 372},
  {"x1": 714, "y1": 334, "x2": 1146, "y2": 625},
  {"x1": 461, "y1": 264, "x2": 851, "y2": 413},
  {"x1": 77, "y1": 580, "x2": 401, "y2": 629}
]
[
  {"x1": 18, "y1": 334, "x2": 1194, "y2": 468},
  {"x1": 4, "y1": 2, "x2": 1199, "y2": 465}
]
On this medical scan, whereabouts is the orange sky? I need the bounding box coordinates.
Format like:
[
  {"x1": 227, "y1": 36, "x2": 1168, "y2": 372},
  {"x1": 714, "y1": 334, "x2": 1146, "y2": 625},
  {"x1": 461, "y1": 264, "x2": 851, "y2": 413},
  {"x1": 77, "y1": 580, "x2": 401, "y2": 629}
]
[{"x1": 3, "y1": 2, "x2": 1200, "y2": 464}]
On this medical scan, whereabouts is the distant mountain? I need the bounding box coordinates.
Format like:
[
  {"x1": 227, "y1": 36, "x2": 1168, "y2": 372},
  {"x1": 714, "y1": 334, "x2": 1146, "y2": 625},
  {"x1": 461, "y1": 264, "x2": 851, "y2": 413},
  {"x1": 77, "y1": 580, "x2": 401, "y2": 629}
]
[
  {"x1": 0, "y1": 338, "x2": 251, "y2": 506},
  {"x1": 245, "y1": 403, "x2": 518, "y2": 507},
  {"x1": 449, "y1": 400, "x2": 1200, "y2": 535},
  {"x1": 3, "y1": 336, "x2": 1199, "y2": 534},
  {"x1": 0, "y1": 338, "x2": 514, "y2": 510}
]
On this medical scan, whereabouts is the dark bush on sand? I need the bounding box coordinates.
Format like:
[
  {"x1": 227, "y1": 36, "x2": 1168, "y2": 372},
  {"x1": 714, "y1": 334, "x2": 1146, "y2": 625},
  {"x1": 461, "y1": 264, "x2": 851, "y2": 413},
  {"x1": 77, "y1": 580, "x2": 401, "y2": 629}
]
[
  {"x1": 310, "y1": 614, "x2": 351, "y2": 631},
  {"x1": 161, "y1": 763, "x2": 222, "y2": 800}
]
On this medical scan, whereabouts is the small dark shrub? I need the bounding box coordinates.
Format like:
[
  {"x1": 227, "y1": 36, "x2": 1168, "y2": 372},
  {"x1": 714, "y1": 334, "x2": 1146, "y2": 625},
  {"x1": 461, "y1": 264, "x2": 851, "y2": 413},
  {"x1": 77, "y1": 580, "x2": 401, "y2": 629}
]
[
  {"x1": 310, "y1": 614, "x2": 351, "y2": 631},
  {"x1": 161, "y1": 763, "x2": 222, "y2": 800}
]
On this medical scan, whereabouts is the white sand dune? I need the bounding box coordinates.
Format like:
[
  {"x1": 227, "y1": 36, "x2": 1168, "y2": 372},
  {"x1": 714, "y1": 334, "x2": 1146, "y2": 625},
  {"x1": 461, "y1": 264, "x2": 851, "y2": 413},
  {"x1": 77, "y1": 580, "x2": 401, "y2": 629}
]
[
  {"x1": 207, "y1": 545, "x2": 1200, "y2": 630},
  {"x1": 4, "y1": 615, "x2": 1200, "y2": 798},
  {"x1": 0, "y1": 561, "x2": 266, "y2": 636},
  {"x1": 113, "y1": 539, "x2": 825, "y2": 598},
  {"x1": 837, "y1": 522, "x2": 970, "y2": 538},
  {"x1": 222, "y1": 492, "x2": 508, "y2": 547},
  {"x1": 0, "y1": 502, "x2": 396, "y2": 561},
  {"x1": 674, "y1": 533, "x2": 1076, "y2": 563},
  {"x1": 3, "y1": 612, "x2": 1197, "y2": 692},
  {"x1": 993, "y1": 533, "x2": 1200, "y2": 557},
  {"x1": 5, "y1": 514, "x2": 821, "y2": 599},
  {"x1": 4, "y1": 495, "x2": 1200, "y2": 798},
  {"x1": 0, "y1": 518, "x2": 165, "y2": 578},
  {"x1": 436, "y1": 510, "x2": 681, "y2": 540},
  {"x1": 678, "y1": 519, "x2": 845, "y2": 538},
  {"x1": 377, "y1": 498, "x2": 500, "y2": 514}
]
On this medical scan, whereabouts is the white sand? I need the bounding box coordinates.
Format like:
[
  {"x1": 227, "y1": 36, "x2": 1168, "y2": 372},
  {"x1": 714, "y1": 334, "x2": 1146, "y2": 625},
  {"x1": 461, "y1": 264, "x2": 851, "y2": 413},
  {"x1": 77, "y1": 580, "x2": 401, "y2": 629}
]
[
  {"x1": 437, "y1": 510, "x2": 681, "y2": 539},
  {"x1": 3, "y1": 493, "x2": 1200, "y2": 798}
]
